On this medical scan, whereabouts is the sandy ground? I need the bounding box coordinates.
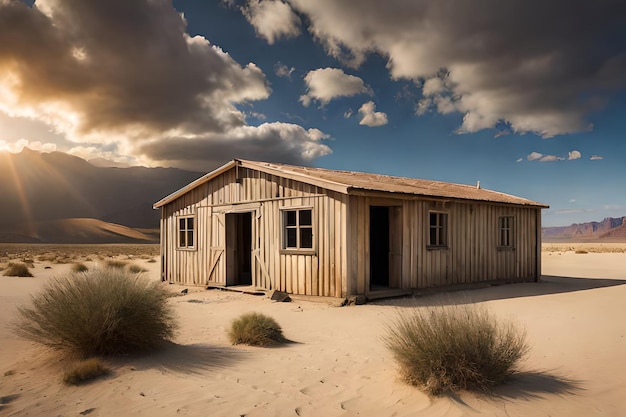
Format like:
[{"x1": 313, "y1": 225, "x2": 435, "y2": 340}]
[{"x1": 0, "y1": 245, "x2": 625, "y2": 416}]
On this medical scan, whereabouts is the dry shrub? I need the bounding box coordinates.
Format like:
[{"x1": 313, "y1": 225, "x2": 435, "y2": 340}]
[
  {"x1": 575, "y1": 249, "x2": 588, "y2": 254},
  {"x1": 384, "y1": 304, "x2": 528, "y2": 395},
  {"x1": 15, "y1": 267, "x2": 177, "y2": 356},
  {"x1": 37, "y1": 253, "x2": 58, "y2": 262},
  {"x1": 3, "y1": 263, "x2": 33, "y2": 277},
  {"x1": 71, "y1": 262, "x2": 89, "y2": 273},
  {"x1": 147, "y1": 258, "x2": 157, "y2": 263},
  {"x1": 63, "y1": 358, "x2": 111, "y2": 385},
  {"x1": 228, "y1": 312, "x2": 287, "y2": 346}
]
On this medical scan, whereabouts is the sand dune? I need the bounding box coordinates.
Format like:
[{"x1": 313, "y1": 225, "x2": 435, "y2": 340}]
[{"x1": 0, "y1": 246, "x2": 625, "y2": 416}]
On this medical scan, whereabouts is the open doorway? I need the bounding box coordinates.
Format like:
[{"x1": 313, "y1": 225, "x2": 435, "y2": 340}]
[
  {"x1": 226, "y1": 212, "x2": 252, "y2": 286},
  {"x1": 369, "y1": 206, "x2": 402, "y2": 291}
]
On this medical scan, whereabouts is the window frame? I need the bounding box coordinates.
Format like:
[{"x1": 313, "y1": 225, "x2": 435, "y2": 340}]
[
  {"x1": 427, "y1": 211, "x2": 448, "y2": 249},
  {"x1": 498, "y1": 216, "x2": 515, "y2": 249},
  {"x1": 177, "y1": 215, "x2": 196, "y2": 250},
  {"x1": 280, "y1": 207, "x2": 315, "y2": 255}
]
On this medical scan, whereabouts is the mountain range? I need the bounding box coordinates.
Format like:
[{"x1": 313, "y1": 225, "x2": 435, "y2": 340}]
[
  {"x1": 0, "y1": 148, "x2": 202, "y2": 243},
  {"x1": 542, "y1": 216, "x2": 626, "y2": 241},
  {"x1": 2, "y1": 148, "x2": 624, "y2": 243}
]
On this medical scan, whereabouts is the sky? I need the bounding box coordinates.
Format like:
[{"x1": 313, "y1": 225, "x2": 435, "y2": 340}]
[{"x1": 1, "y1": 0, "x2": 625, "y2": 227}]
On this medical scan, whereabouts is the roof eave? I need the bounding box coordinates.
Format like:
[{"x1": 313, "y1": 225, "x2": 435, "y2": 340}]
[{"x1": 347, "y1": 187, "x2": 549, "y2": 208}]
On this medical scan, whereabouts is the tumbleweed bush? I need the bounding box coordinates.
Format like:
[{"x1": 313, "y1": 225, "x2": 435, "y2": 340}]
[
  {"x1": 228, "y1": 312, "x2": 287, "y2": 346},
  {"x1": 384, "y1": 304, "x2": 528, "y2": 395},
  {"x1": 15, "y1": 267, "x2": 177, "y2": 356}
]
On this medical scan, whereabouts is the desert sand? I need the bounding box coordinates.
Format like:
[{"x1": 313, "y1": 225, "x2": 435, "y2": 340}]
[{"x1": 1, "y1": 244, "x2": 625, "y2": 417}]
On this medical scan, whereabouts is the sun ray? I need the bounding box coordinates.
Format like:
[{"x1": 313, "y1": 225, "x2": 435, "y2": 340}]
[{"x1": 0, "y1": 151, "x2": 37, "y2": 239}]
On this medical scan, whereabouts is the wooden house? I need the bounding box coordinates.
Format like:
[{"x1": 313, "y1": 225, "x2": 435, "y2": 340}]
[{"x1": 153, "y1": 159, "x2": 548, "y2": 299}]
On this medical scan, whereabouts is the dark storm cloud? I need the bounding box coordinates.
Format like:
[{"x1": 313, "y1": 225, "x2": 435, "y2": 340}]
[
  {"x1": 0, "y1": 0, "x2": 268, "y2": 136},
  {"x1": 139, "y1": 122, "x2": 331, "y2": 171}
]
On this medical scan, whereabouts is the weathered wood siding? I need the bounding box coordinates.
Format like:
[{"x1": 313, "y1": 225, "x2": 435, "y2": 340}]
[
  {"x1": 160, "y1": 167, "x2": 348, "y2": 297},
  {"x1": 346, "y1": 195, "x2": 540, "y2": 293}
]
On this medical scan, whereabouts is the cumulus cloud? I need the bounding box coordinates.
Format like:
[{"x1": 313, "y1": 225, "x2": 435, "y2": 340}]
[
  {"x1": 287, "y1": 0, "x2": 626, "y2": 137},
  {"x1": 300, "y1": 68, "x2": 372, "y2": 107},
  {"x1": 358, "y1": 101, "x2": 388, "y2": 127},
  {"x1": 590, "y1": 155, "x2": 604, "y2": 160},
  {"x1": 528, "y1": 150, "x2": 583, "y2": 162},
  {"x1": 241, "y1": 0, "x2": 301, "y2": 44},
  {"x1": 0, "y1": 0, "x2": 330, "y2": 168},
  {"x1": 568, "y1": 150, "x2": 582, "y2": 160}
]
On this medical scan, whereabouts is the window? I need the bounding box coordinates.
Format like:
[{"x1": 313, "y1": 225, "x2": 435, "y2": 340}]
[
  {"x1": 499, "y1": 216, "x2": 514, "y2": 247},
  {"x1": 283, "y1": 208, "x2": 313, "y2": 251},
  {"x1": 178, "y1": 216, "x2": 195, "y2": 248},
  {"x1": 428, "y1": 211, "x2": 448, "y2": 247}
]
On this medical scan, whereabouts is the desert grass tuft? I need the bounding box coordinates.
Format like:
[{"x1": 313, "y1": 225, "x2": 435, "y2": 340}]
[
  {"x1": 62, "y1": 358, "x2": 111, "y2": 385},
  {"x1": 105, "y1": 259, "x2": 128, "y2": 269},
  {"x1": 228, "y1": 312, "x2": 288, "y2": 346},
  {"x1": 384, "y1": 304, "x2": 528, "y2": 395},
  {"x1": 127, "y1": 264, "x2": 147, "y2": 274},
  {"x1": 575, "y1": 249, "x2": 589, "y2": 254},
  {"x1": 3, "y1": 263, "x2": 33, "y2": 277},
  {"x1": 15, "y1": 267, "x2": 177, "y2": 356},
  {"x1": 71, "y1": 262, "x2": 89, "y2": 273}
]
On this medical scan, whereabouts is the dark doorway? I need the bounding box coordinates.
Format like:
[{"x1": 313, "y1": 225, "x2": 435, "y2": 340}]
[
  {"x1": 226, "y1": 212, "x2": 252, "y2": 286},
  {"x1": 369, "y1": 205, "x2": 402, "y2": 291},
  {"x1": 370, "y1": 206, "x2": 390, "y2": 289}
]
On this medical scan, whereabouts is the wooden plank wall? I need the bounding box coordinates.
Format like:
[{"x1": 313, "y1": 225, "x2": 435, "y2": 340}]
[
  {"x1": 346, "y1": 196, "x2": 540, "y2": 292},
  {"x1": 159, "y1": 167, "x2": 347, "y2": 297}
]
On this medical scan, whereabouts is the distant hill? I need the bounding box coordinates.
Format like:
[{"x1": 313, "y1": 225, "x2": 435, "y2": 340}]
[
  {"x1": 0, "y1": 218, "x2": 159, "y2": 244},
  {"x1": 542, "y1": 216, "x2": 626, "y2": 242},
  {"x1": 0, "y1": 148, "x2": 203, "y2": 242}
]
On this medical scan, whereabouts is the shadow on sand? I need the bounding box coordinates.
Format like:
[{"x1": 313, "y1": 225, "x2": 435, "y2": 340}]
[
  {"x1": 493, "y1": 370, "x2": 584, "y2": 400},
  {"x1": 115, "y1": 342, "x2": 248, "y2": 375},
  {"x1": 373, "y1": 275, "x2": 626, "y2": 307},
  {"x1": 444, "y1": 370, "x2": 583, "y2": 411}
]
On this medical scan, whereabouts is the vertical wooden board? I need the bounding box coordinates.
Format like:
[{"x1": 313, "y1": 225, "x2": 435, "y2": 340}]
[
  {"x1": 323, "y1": 197, "x2": 331, "y2": 297},
  {"x1": 311, "y1": 199, "x2": 319, "y2": 296},
  {"x1": 401, "y1": 201, "x2": 410, "y2": 289},
  {"x1": 291, "y1": 255, "x2": 299, "y2": 294},
  {"x1": 298, "y1": 256, "x2": 306, "y2": 294},
  {"x1": 280, "y1": 253, "x2": 287, "y2": 292},
  {"x1": 408, "y1": 201, "x2": 417, "y2": 288},
  {"x1": 335, "y1": 198, "x2": 343, "y2": 298},
  {"x1": 347, "y1": 196, "x2": 358, "y2": 294},
  {"x1": 267, "y1": 201, "x2": 284, "y2": 291},
  {"x1": 328, "y1": 197, "x2": 336, "y2": 298},
  {"x1": 319, "y1": 196, "x2": 327, "y2": 296},
  {"x1": 340, "y1": 198, "x2": 349, "y2": 296},
  {"x1": 284, "y1": 255, "x2": 292, "y2": 294},
  {"x1": 264, "y1": 172, "x2": 271, "y2": 200},
  {"x1": 263, "y1": 203, "x2": 270, "y2": 289},
  {"x1": 274, "y1": 201, "x2": 284, "y2": 292},
  {"x1": 357, "y1": 197, "x2": 370, "y2": 294}
]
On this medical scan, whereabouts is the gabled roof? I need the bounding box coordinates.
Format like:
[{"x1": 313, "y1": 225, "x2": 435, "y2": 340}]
[{"x1": 153, "y1": 159, "x2": 548, "y2": 208}]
